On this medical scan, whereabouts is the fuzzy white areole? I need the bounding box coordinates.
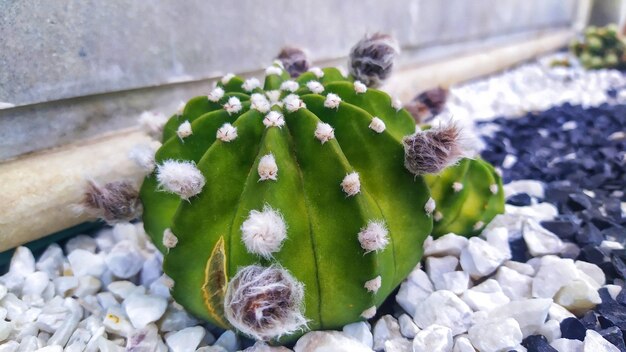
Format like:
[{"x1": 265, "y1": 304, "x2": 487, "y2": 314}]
[
  {"x1": 314, "y1": 122, "x2": 335, "y2": 144},
  {"x1": 221, "y1": 73, "x2": 235, "y2": 85},
  {"x1": 216, "y1": 123, "x2": 238, "y2": 142},
  {"x1": 324, "y1": 93, "x2": 341, "y2": 109},
  {"x1": 223, "y1": 97, "x2": 242, "y2": 115},
  {"x1": 162, "y1": 228, "x2": 178, "y2": 249},
  {"x1": 353, "y1": 80, "x2": 367, "y2": 94},
  {"x1": 283, "y1": 94, "x2": 306, "y2": 112},
  {"x1": 364, "y1": 276, "x2": 382, "y2": 294},
  {"x1": 280, "y1": 80, "x2": 299, "y2": 93},
  {"x1": 361, "y1": 306, "x2": 377, "y2": 319},
  {"x1": 392, "y1": 98, "x2": 403, "y2": 111},
  {"x1": 176, "y1": 121, "x2": 192, "y2": 140},
  {"x1": 258, "y1": 154, "x2": 278, "y2": 181},
  {"x1": 263, "y1": 111, "x2": 285, "y2": 128},
  {"x1": 453, "y1": 182, "x2": 464, "y2": 192},
  {"x1": 490, "y1": 184, "x2": 499, "y2": 195},
  {"x1": 308, "y1": 67, "x2": 324, "y2": 78},
  {"x1": 250, "y1": 93, "x2": 271, "y2": 113},
  {"x1": 341, "y1": 172, "x2": 360, "y2": 196},
  {"x1": 424, "y1": 197, "x2": 436, "y2": 216},
  {"x1": 369, "y1": 117, "x2": 386, "y2": 133},
  {"x1": 207, "y1": 87, "x2": 225, "y2": 102},
  {"x1": 156, "y1": 160, "x2": 206, "y2": 200},
  {"x1": 306, "y1": 81, "x2": 324, "y2": 94},
  {"x1": 242, "y1": 78, "x2": 261, "y2": 92},
  {"x1": 358, "y1": 220, "x2": 389, "y2": 253},
  {"x1": 241, "y1": 205, "x2": 287, "y2": 258},
  {"x1": 265, "y1": 66, "x2": 283, "y2": 76}
]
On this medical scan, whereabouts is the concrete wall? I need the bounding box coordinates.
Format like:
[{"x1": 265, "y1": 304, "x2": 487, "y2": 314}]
[{"x1": 0, "y1": 0, "x2": 581, "y2": 160}]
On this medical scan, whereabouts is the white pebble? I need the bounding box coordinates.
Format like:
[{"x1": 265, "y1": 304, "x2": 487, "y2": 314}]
[
  {"x1": 554, "y1": 280, "x2": 601, "y2": 316},
  {"x1": 537, "y1": 319, "x2": 561, "y2": 343},
  {"x1": 0, "y1": 320, "x2": 13, "y2": 342},
  {"x1": 165, "y1": 326, "x2": 206, "y2": 352},
  {"x1": 65, "y1": 235, "x2": 97, "y2": 253},
  {"x1": 398, "y1": 314, "x2": 420, "y2": 338},
  {"x1": 36, "y1": 244, "x2": 65, "y2": 278},
  {"x1": 532, "y1": 256, "x2": 578, "y2": 298},
  {"x1": 412, "y1": 324, "x2": 453, "y2": 352},
  {"x1": 423, "y1": 234, "x2": 468, "y2": 257},
  {"x1": 294, "y1": 331, "x2": 372, "y2": 352},
  {"x1": 426, "y1": 256, "x2": 458, "y2": 290},
  {"x1": 551, "y1": 338, "x2": 583, "y2": 352},
  {"x1": 503, "y1": 260, "x2": 536, "y2": 276},
  {"x1": 459, "y1": 237, "x2": 507, "y2": 279},
  {"x1": 583, "y1": 329, "x2": 620, "y2": 352},
  {"x1": 483, "y1": 227, "x2": 512, "y2": 260},
  {"x1": 468, "y1": 318, "x2": 522, "y2": 352},
  {"x1": 548, "y1": 302, "x2": 576, "y2": 322},
  {"x1": 124, "y1": 293, "x2": 167, "y2": 329},
  {"x1": 22, "y1": 271, "x2": 50, "y2": 297},
  {"x1": 396, "y1": 268, "x2": 433, "y2": 317},
  {"x1": 487, "y1": 298, "x2": 552, "y2": 337},
  {"x1": 413, "y1": 290, "x2": 472, "y2": 335},
  {"x1": 523, "y1": 219, "x2": 564, "y2": 256},
  {"x1": 503, "y1": 180, "x2": 545, "y2": 199},
  {"x1": 605, "y1": 284, "x2": 622, "y2": 300},
  {"x1": 439, "y1": 271, "x2": 470, "y2": 294},
  {"x1": 372, "y1": 315, "x2": 402, "y2": 351},
  {"x1": 342, "y1": 321, "x2": 373, "y2": 349},
  {"x1": 461, "y1": 279, "x2": 510, "y2": 312},
  {"x1": 453, "y1": 336, "x2": 476, "y2": 352},
  {"x1": 495, "y1": 266, "x2": 532, "y2": 300},
  {"x1": 68, "y1": 249, "x2": 105, "y2": 278},
  {"x1": 105, "y1": 241, "x2": 144, "y2": 279},
  {"x1": 215, "y1": 330, "x2": 240, "y2": 352}
]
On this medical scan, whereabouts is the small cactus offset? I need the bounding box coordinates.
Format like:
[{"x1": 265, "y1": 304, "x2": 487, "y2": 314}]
[
  {"x1": 136, "y1": 35, "x2": 500, "y2": 342},
  {"x1": 571, "y1": 24, "x2": 626, "y2": 70},
  {"x1": 424, "y1": 157, "x2": 504, "y2": 237}
]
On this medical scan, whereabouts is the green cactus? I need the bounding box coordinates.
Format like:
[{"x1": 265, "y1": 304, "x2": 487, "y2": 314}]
[
  {"x1": 424, "y1": 158, "x2": 504, "y2": 237},
  {"x1": 137, "y1": 36, "x2": 503, "y2": 342},
  {"x1": 572, "y1": 24, "x2": 626, "y2": 70}
]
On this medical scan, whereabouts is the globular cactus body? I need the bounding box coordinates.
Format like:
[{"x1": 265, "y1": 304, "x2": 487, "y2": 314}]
[
  {"x1": 140, "y1": 65, "x2": 433, "y2": 341},
  {"x1": 571, "y1": 24, "x2": 626, "y2": 70},
  {"x1": 424, "y1": 158, "x2": 504, "y2": 237}
]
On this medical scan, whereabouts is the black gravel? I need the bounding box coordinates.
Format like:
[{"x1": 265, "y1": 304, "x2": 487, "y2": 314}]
[{"x1": 478, "y1": 102, "x2": 625, "y2": 349}]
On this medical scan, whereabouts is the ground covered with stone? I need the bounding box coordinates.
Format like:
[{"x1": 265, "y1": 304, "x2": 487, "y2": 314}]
[{"x1": 0, "y1": 53, "x2": 625, "y2": 352}]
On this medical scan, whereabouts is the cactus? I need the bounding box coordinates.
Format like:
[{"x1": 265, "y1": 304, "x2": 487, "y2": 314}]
[
  {"x1": 424, "y1": 158, "x2": 504, "y2": 237},
  {"x1": 137, "y1": 37, "x2": 501, "y2": 342},
  {"x1": 571, "y1": 24, "x2": 626, "y2": 70}
]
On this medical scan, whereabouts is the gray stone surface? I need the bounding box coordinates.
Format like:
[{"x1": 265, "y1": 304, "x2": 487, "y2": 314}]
[
  {"x1": 1, "y1": 0, "x2": 578, "y2": 107},
  {"x1": 0, "y1": 0, "x2": 581, "y2": 160}
]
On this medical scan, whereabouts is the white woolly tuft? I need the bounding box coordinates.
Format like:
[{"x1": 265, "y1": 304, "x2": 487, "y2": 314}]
[
  {"x1": 221, "y1": 73, "x2": 235, "y2": 85},
  {"x1": 280, "y1": 80, "x2": 299, "y2": 92},
  {"x1": 392, "y1": 98, "x2": 403, "y2": 111},
  {"x1": 452, "y1": 182, "x2": 464, "y2": 192},
  {"x1": 224, "y1": 265, "x2": 307, "y2": 341},
  {"x1": 341, "y1": 172, "x2": 361, "y2": 196},
  {"x1": 207, "y1": 87, "x2": 225, "y2": 102},
  {"x1": 265, "y1": 66, "x2": 283, "y2": 76},
  {"x1": 224, "y1": 97, "x2": 243, "y2": 115},
  {"x1": 241, "y1": 205, "x2": 287, "y2": 258},
  {"x1": 265, "y1": 90, "x2": 281, "y2": 104},
  {"x1": 176, "y1": 120, "x2": 192, "y2": 140},
  {"x1": 353, "y1": 81, "x2": 367, "y2": 94},
  {"x1": 263, "y1": 111, "x2": 285, "y2": 128},
  {"x1": 358, "y1": 220, "x2": 389, "y2": 253},
  {"x1": 434, "y1": 211, "x2": 443, "y2": 222},
  {"x1": 138, "y1": 111, "x2": 168, "y2": 139},
  {"x1": 273, "y1": 59, "x2": 285, "y2": 69},
  {"x1": 283, "y1": 94, "x2": 306, "y2": 112},
  {"x1": 489, "y1": 184, "x2": 499, "y2": 195},
  {"x1": 176, "y1": 101, "x2": 186, "y2": 115},
  {"x1": 424, "y1": 197, "x2": 436, "y2": 215},
  {"x1": 364, "y1": 276, "x2": 382, "y2": 294},
  {"x1": 308, "y1": 67, "x2": 324, "y2": 78},
  {"x1": 314, "y1": 122, "x2": 335, "y2": 144},
  {"x1": 251, "y1": 93, "x2": 271, "y2": 113},
  {"x1": 369, "y1": 117, "x2": 386, "y2": 133},
  {"x1": 306, "y1": 81, "x2": 324, "y2": 94},
  {"x1": 242, "y1": 78, "x2": 261, "y2": 92},
  {"x1": 216, "y1": 123, "x2": 238, "y2": 142},
  {"x1": 361, "y1": 306, "x2": 377, "y2": 319},
  {"x1": 162, "y1": 228, "x2": 178, "y2": 249},
  {"x1": 258, "y1": 154, "x2": 278, "y2": 181},
  {"x1": 128, "y1": 142, "x2": 160, "y2": 174},
  {"x1": 156, "y1": 160, "x2": 206, "y2": 200},
  {"x1": 324, "y1": 93, "x2": 341, "y2": 109},
  {"x1": 473, "y1": 221, "x2": 485, "y2": 231}
]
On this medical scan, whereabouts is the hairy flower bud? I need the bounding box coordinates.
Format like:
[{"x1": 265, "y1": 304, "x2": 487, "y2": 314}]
[
  {"x1": 349, "y1": 33, "x2": 400, "y2": 88},
  {"x1": 276, "y1": 47, "x2": 310, "y2": 78}
]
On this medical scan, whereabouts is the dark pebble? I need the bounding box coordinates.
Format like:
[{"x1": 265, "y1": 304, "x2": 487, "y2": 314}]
[
  {"x1": 579, "y1": 311, "x2": 599, "y2": 330},
  {"x1": 507, "y1": 193, "x2": 532, "y2": 206},
  {"x1": 575, "y1": 223, "x2": 604, "y2": 246},
  {"x1": 578, "y1": 245, "x2": 608, "y2": 266},
  {"x1": 521, "y1": 335, "x2": 558, "y2": 352},
  {"x1": 540, "y1": 220, "x2": 579, "y2": 240},
  {"x1": 560, "y1": 317, "x2": 587, "y2": 341},
  {"x1": 508, "y1": 236, "x2": 530, "y2": 263}
]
